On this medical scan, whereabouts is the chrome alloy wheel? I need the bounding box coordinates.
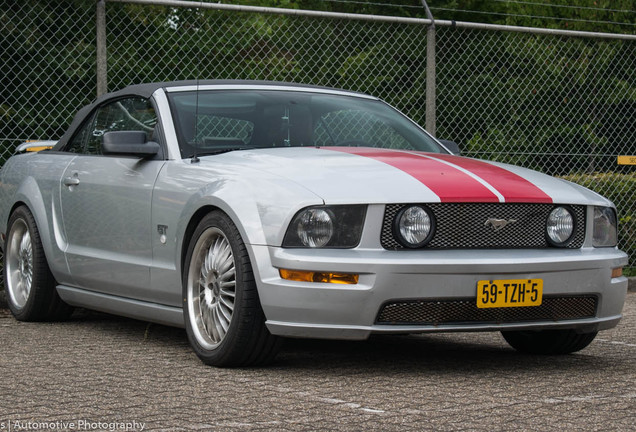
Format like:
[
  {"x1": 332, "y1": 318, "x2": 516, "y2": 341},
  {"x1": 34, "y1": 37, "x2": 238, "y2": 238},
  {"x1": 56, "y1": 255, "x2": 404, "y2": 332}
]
[
  {"x1": 6, "y1": 219, "x2": 33, "y2": 309},
  {"x1": 187, "y1": 227, "x2": 237, "y2": 350}
]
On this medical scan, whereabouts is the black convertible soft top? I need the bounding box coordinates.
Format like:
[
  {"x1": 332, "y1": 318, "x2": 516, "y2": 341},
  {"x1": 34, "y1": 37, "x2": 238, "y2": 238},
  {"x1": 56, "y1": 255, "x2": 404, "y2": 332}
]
[
  {"x1": 52, "y1": 80, "x2": 365, "y2": 151},
  {"x1": 95, "y1": 79, "x2": 357, "y2": 100}
]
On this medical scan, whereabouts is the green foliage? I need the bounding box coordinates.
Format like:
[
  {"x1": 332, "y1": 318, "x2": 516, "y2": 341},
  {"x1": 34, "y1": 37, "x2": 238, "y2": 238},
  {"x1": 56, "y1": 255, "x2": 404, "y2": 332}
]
[
  {"x1": 502, "y1": 0, "x2": 635, "y2": 34},
  {"x1": 436, "y1": 30, "x2": 635, "y2": 176},
  {"x1": 0, "y1": 0, "x2": 96, "y2": 164},
  {"x1": 426, "y1": 0, "x2": 635, "y2": 34}
]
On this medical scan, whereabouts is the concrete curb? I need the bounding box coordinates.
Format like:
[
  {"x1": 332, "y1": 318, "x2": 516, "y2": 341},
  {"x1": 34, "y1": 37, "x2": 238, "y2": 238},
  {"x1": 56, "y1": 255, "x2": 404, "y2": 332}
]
[{"x1": 629, "y1": 277, "x2": 636, "y2": 293}]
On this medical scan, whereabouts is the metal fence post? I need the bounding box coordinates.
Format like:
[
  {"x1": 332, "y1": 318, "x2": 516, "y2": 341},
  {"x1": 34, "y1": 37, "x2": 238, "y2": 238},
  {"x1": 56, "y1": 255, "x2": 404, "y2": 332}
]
[
  {"x1": 421, "y1": 1, "x2": 436, "y2": 137},
  {"x1": 96, "y1": 0, "x2": 107, "y2": 97},
  {"x1": 426, "y1": 26, "x2": 436, "y2": 137}
]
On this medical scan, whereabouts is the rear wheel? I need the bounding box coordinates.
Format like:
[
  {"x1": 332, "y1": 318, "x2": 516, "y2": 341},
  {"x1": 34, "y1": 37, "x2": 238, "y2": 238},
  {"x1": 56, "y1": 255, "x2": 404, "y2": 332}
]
[
  {"x1": 5, "y1": 206, "x2": 73, "y2": 321},
  {"x1": 183, "y1": 211, "x2": 282, "y2": 367},
  {"x1": 502, "y1": 329, "x2": 597, "y2": 354}
]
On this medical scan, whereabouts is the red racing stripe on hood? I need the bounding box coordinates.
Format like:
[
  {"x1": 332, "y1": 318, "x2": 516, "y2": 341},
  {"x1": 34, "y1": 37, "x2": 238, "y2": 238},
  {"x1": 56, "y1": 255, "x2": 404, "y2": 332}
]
[
  {"x1": 327, "y1": 147, "x2": 500, "y2": 202},
  {"x1": 430, "y1": 153, "x2": 552, "y2": 203}
]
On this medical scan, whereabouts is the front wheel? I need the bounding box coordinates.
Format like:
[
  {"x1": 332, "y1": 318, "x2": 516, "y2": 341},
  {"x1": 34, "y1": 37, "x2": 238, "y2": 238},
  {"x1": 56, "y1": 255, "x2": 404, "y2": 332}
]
[
  {"x1": 502, "y1": 329, "x2": 598, "y2": 355},
  {"x1": 183, "y1": 211, "x2": 282, "y2": 367}
]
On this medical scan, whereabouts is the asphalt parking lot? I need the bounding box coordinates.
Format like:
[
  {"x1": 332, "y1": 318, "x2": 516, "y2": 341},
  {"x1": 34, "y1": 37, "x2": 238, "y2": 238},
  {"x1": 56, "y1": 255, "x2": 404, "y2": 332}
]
[{"x1": 0, "y1": 289, "x2": 634, "y2": 432}]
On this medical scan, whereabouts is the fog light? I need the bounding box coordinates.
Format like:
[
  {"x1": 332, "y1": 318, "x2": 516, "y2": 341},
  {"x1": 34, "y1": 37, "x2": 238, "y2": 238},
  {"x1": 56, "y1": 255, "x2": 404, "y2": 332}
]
[
  {"x1": 279, "y1": 269, "x2": 359, "y2": 284},
  {"x1": 394, "y1": 205, "x2": 435, "y2": 248},
  {"x1": 546, "y1": 206, "x2": 575, "y2": 246}
]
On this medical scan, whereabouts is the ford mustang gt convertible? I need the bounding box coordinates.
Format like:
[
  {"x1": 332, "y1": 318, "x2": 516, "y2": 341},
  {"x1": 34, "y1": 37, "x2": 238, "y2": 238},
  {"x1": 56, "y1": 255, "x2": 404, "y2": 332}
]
[{"x1": 0, "y1": 81, "x2": 628, "y2": 366}]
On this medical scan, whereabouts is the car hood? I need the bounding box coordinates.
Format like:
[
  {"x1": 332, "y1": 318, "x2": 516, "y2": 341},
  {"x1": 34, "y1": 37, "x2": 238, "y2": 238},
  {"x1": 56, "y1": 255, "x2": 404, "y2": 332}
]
[{"x1": 203, "y1": 147, "x2": 612, "y2": 206}]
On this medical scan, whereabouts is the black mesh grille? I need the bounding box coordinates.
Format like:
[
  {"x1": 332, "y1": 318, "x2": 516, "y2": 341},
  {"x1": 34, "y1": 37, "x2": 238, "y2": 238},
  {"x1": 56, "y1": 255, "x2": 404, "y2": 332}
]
[
  {"x1": 376, "y1": 296, "x2": 597, "y2": 325},
  {"x1": 381, "y1": 203, "x2": 586, "y2": 250}
]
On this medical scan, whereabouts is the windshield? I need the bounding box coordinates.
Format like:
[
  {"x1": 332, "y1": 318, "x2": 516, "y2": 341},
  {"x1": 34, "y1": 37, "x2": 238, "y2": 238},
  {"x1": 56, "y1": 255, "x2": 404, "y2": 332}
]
[{"x1": 167, "y1": 90, "x2": 444, "y2": 158}]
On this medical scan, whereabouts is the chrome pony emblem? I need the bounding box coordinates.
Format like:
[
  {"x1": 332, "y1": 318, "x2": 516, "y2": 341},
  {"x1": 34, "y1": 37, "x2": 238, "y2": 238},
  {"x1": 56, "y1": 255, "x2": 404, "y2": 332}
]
[{"x1": 485, "y1": 218, "x2": 517, "y2": 232}]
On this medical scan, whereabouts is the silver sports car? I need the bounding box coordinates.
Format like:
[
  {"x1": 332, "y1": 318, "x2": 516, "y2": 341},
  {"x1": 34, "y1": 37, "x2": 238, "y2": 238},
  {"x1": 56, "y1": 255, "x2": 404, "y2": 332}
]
[{"x1": 0, "y1": 81, "x2": 628, "y2": 366}]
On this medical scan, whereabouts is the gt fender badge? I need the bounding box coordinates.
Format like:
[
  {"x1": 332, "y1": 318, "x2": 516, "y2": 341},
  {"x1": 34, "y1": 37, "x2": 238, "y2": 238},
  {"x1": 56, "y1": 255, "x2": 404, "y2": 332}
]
[{"x1": 485, "y1": 218, "x2": 517, "y2": 232}]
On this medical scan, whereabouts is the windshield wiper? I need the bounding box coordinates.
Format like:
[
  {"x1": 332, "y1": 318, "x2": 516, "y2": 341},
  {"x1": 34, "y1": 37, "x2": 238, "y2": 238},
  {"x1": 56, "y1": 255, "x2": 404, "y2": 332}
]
[{"x1": 188, "y1": 147, "x2": 253, "y2": 158}]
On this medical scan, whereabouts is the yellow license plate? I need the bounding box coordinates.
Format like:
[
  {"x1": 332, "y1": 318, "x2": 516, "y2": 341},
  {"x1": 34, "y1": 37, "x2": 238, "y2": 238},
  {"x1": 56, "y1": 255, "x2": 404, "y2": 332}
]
[{"x1": 476, "y1": 279, "x2": 543, "y2": 308}]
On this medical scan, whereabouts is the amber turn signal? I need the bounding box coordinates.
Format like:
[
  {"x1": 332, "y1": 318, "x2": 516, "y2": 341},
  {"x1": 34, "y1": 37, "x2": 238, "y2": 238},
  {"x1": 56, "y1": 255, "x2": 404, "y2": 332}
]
[
  {"x1": 25, "y1": 145, "x2": 53, "y2": 152},
  {"x1": 611, "y1": 267, "x2": 623, "y2": 278},
  {"x1": 279, "y1": 269, "x2": 359, "y2": 284}
]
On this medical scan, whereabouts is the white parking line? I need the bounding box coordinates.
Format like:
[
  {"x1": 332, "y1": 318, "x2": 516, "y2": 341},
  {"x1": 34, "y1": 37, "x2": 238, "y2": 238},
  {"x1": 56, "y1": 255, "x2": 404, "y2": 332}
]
[
  {"x1": 268, "y1": 387, "x2": 386, "y2": 415},
  {"x1": 315, "y1": 396, "x2": 386, "y2": 414},
  {"x1": 544, "y1": 393, "x2": 636, "y2": 404},
  {"x1": 596, "y1": 338, "x2": 636, "y2": 348},
  {"x1": 232, "y1": 380, "x2": 388, "y2": 416}
]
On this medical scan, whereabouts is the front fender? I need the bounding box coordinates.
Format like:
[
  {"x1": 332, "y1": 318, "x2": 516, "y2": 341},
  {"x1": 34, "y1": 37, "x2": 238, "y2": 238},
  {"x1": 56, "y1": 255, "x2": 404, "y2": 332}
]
[
  {"x1": 174, "y1": 176, "x2": 323, "y2": 275},
  {"x1": 149, "y1": 160, "x2": 323, "y2": 306}
]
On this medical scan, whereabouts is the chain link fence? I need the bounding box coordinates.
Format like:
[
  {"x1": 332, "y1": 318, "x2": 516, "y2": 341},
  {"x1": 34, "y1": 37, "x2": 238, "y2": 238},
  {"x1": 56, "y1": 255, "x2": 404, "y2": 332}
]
[
  {"x1": 0, "y1": 0, "x2": 634, "y2": 272},
  {"x1": 1, "y1": 1, "x2": 97, "y2": 163}
]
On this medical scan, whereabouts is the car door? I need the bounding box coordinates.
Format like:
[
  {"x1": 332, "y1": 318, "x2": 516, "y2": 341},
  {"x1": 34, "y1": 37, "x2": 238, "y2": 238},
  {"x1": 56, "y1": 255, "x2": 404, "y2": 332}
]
[{"x1": 59, "y1": 96, "x2": 166, "y2": 301}]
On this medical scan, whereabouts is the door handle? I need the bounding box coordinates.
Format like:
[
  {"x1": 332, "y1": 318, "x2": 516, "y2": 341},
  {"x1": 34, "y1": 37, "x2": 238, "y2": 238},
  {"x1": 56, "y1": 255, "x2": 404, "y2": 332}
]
[{"x1": 63, "y1": 177, "x2": 80, "y2": 186}]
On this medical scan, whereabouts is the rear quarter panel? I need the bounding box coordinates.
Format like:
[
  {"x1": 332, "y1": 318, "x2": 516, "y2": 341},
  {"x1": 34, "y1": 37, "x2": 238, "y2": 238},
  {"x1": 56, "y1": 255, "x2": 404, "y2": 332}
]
[{"x1": 0, "y1": 152, "x2": 76, "y2": 284}]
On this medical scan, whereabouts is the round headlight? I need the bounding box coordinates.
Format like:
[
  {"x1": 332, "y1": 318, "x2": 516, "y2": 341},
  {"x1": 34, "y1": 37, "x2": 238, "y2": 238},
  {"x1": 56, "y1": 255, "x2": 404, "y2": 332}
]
[
  {"x1": 296, "y1": 208, "x2": 334, "y2": 247},
  {"x1": 394, "y1": 205, "x2": 435, "y2": 248},
  {"x1": 546, "y1": 206, "x2": 575, "y2": 246}
]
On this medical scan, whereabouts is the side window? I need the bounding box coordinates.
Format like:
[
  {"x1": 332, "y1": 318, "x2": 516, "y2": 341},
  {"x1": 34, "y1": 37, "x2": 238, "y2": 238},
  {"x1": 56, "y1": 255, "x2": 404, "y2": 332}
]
[
  {"x1": 66, "y1": 97, "x2": 157, "y2": 155},
  {"x1": 65, "y1": 119, "x2": 91, "y2": 153}
]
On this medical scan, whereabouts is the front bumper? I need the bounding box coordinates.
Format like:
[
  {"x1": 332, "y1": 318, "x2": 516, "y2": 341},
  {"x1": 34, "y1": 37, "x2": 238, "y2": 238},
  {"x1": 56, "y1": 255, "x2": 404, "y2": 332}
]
[{"x1": 252, "y1": 245, "x2": 628, "y2": 340}]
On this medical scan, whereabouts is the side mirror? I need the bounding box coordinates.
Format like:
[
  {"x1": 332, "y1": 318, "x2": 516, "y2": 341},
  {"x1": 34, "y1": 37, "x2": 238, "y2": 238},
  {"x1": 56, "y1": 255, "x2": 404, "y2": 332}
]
[
  {"x1": 102, "y1": 131, "x2": 160, "y2": 158},
  {"x1": 438, "y1": 139, "x2": 461, "y2": 156}
]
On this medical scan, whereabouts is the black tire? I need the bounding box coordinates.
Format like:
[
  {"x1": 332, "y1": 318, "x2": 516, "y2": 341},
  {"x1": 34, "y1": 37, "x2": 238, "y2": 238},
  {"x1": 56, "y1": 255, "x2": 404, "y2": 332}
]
[
  {"x1": 0, "y1": 248, "x2": 5, "y2": 306},
  {"x1": 183, "y1": 211, "x2": 282, "y2": 367},
  {"x1": 4, "y1": 206, "x2": 73, "y2": 321},
  {"x1": 0, "y1": 248, "x2": 4, "y2": 291},
  {"x1": 502, "y1": 329, "x2": 598, "y2": 355}
]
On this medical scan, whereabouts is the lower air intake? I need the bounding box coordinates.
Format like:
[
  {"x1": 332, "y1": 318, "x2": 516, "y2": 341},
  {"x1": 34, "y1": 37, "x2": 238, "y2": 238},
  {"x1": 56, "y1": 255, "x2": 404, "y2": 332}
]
[{"x1": 376, "y1": 296, "x2": 597, "y2": 325}]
